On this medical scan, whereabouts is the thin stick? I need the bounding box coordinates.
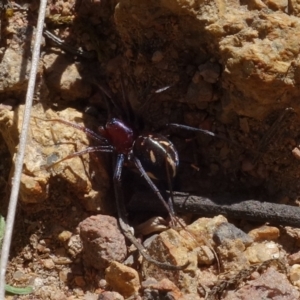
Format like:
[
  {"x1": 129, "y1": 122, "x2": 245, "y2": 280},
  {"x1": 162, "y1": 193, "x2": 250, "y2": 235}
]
[
  {"x1": 129, "y1": 192, "x2": 300, "y2": 228},
  {"x1": 0, "y1": 0, "x2": 47, "y2": 297}
]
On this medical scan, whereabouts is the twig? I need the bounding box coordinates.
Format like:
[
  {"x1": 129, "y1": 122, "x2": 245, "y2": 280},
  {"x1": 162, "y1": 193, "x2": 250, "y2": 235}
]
[
  {"x1": 129, "y1": 192, "x2": 300, "y2": 227},
  {"x1": 0, "y1": 0, "x2": 47, "y2": 297}
]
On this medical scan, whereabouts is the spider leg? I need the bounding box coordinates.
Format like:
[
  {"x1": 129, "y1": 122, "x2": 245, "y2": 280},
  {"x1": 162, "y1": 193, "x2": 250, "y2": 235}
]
[
  {"x1": 46, "y1": 145, "x2": 113, "y2": 170},
  {"x1": 34, "y1": 117, "x2": 109, "y2": 144},
  {"x1": 114, "y1": 154, "x2": 189, "y2": 270},
  {"x1": 168, "y1": 123, "x2": 240, "y2": 146},
  {"x1": 120, "y1": 75, "x2": 135, "y2": 124},
  {"x1": 95, "y1": 82, "x2": 123, "y2": 118},
  {"x1": 133, "y1": 157, "x2": 180, "y2": 222},
  {"x1": 133, "y1": 156, "x2": 188, "y2": 231},
  {"x1": 168, "y1": 123, "x2": 219, "y2": 138},
  {"x1": 164, "y1": 158, "x2": 176, "y2": 218}
]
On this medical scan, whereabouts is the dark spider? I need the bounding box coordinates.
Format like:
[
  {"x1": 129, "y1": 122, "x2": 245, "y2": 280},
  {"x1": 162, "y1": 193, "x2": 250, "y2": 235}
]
[{"x1": 35, "y1": 80, "x2": 224, "y2": 270}]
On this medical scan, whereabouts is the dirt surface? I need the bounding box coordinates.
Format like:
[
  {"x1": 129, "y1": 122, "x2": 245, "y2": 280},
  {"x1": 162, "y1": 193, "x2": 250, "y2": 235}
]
[{"x1": 1, "y1": 0, "x2": 300, "y2": 299}]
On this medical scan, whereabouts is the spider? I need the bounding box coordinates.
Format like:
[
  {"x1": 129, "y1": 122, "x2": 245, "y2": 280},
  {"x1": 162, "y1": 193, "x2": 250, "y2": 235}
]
[{"x1": 35, "y1": 79, "x2": 222, "y2": 270}]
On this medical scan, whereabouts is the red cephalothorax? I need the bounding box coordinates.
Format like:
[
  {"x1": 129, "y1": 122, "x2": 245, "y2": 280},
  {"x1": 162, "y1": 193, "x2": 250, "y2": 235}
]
[{"x1": 103, "y1": 118, "x2": 135, "y2": 154}]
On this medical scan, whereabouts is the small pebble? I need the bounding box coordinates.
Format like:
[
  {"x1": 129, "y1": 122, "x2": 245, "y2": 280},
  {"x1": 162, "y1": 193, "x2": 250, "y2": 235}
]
[
  {"x1": 36, "y1": 243, "x2": 50, "y2": 254},
  {"x1": 105, "y1": 261, "x2": 140, "y2": 298},
  {"x1": 241, "y1": 158, "x2": 255, "y2": 172},
  {"x1": 152, "y1": 51, "x2": 164, "y2": 63},
  {"x1": 248, "y1": 225, "x2": 280, "y2": 241},
  {"x1": 13, "y1": 270, "x2": 27, "y2": 281},
  {"x1": 98, "y1": 279, "x2": 107, "y2": 289},
  {"x1": 288, "y1": 251, "x2": 300, "y2": 265},
  {"x1": 292, "y1": 147, "x2": 300, "y2": 160},
  {"x1": 198, "y1": 61, "x2": 221, "y2": 83},
  {"x1": 289, "y1": 264, "x2": 300, "y2": 287},
  {"x1": 74, "y1": 276, "x2": 86, "y2": 287},
  {"x1": 42, "y1": 258, "x2": 55, "y2": 269},
  {"x1": 213, "y1": 222, "x2": 253, "y2": 246},
  {"x1": 58, "y1": 230, "x2": 72, "y2": 242},
  {"x1": 59, "y1": 269, "x2": 70, "y2": 283},
  {"x1": 99, "y1": 291, "x2": 124, "y2": 300},
  {"x1": 67, "y1": 234, "x2": 83, "y2": 258},
  {"x1": 245, "y1": 242, "x2": 280, "y2": 263},
  {"x1": 197, "y1": 245, "x2": 215, "y2": 265},
  {"x1": 142, "y1": 278, "x2": 182, "y2": 300},
  {"x1": 239, "y1": 117, "x2": 250, "y2": 133}
]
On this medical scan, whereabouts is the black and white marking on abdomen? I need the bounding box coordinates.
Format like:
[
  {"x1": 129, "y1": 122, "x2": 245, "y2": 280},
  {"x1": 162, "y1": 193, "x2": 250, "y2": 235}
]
[{"x1": 133, "y1": 134, "x2": 179, "y2": 181}]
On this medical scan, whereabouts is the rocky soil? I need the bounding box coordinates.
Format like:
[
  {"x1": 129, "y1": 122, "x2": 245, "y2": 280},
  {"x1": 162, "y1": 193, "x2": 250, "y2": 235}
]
[{"x1": 1, "y1": 0, "x2": 300, "y2": 299}]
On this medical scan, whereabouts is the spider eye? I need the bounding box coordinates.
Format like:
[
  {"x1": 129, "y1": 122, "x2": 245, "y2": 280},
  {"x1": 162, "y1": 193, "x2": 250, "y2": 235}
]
[{"x1": 133, "y1": 134, "x2": 179, "y2": 181}]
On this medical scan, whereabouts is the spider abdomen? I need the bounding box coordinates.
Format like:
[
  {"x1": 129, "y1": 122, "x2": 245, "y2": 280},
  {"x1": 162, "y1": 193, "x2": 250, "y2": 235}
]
[{"x1": 133, "y1": 134, "x2": 179, "y2": 181}]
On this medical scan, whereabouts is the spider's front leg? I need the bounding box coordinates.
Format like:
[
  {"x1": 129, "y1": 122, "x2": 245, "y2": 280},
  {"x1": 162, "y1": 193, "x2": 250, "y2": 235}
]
[
  {"x1": 113, "y1": 154, "x2": 189, "y2": 270},
  {"x1": 45, "y1": 145, "x2": 113, "y2": 170}
]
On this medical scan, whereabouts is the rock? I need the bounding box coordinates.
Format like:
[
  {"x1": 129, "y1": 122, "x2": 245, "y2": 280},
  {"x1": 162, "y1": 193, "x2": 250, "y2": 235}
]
[
  {"x1": 58, "y1": 230, "x2": 72, "y2": 242},
  {"x1": 0, "y1": 34, "x2": 31, "y2": 92},
  {"x1": 74, "y1": 275, "x2": 86, "y2": 287},
  {"x1": 244, "y1": 242, "x2": 281, "y2": 263},
  {"x1": 152, "y1": 51, "x2": 164, "y2": 63},
  {"x1": 292, "y1": 146, "x2": 300, "y2": 160},
  {"x1": 290, "y1": 264, "x2": 300, "y2": 287},
  {"x1": 288, "y1": 251, "x2": 300, "y2": 265},
  {"x1": 185, "y1": 77, "x2": 214, "y2": 104},
  {"x1": 67, "y1": 234, "x2": 83, "y2": 258},
  {"x1": 217, "y1": 238, "x2": 250, "y2": 272},
  {"x1": 0, "y1": 11, "x2": 34, "y2": 92},
  {"x1": 142, "y1": 278, "x2": 183, "y2": 300},
  {"x1": 291, "y1": 0, "x2": 300, "y2": 16},
  {"x1": 105, "y1": 261, "x2": 140, "y2": 298},
  {"x1": 186, "y1": 215, "x2": 228, "y2": 241},
  {"x1": 97, "y1": 291, "x2": 124, "y2": 300},
  {"x1": 0, "y1": 105, "x2": 112, "y2": 212},
  {"x1": 248, "y1": 225, "x2": 280, "y2": 241},
  {"x1": 147, "y1": 228, "x2": 192, "y2": 265},
  {"x1": 284, "y1": 227, "x2": 300, "y2": 246},
  {"x1": 83, "y1": 291, "x2": 99, "y2": 300},
  {"x1": 224, "y1": 266, "x2": 299, "y2": 300},
  {"x1": 265, "y1": 0, "x2": 288, "y2": 11},
  {"x1": 42, "y1": 258, "x2": 55, "y2": 269},
  {"x1": 213, "y1": 222, "x2": 253, "y2": 246},
  {"x1": 197, "y1": 245, "x2": 215, "y2": 265},
  {"x1": 43, "y1": 53, "x2": 92, "y2": 101},
  {"x1": 198, "y1": 61, "x2": 221, "y2": 83},
  {"x1": 79, "y1": 215, "x2": 127, "y2": 269},
  {"x1": 115, "y1": 0, "x2": 300, "y2": 120},
  {"x1": 241, "y1": 158, "x2": 255, "y2": 172},
  {"x1": 239, "y1": 117, "x2": 250, "y2": 133},
  {"x1": 12, "y1": 270, "x2": 28, "y2": 282},
  {"x1": 142, "y1": 216, "x2": 227, "y2": 295},
  {"x1": 135, "y1": 216, "x2": 168, "y2": 235},
  {"x1": 59, "y1": 269, "x2": 70, "y2": 283}
]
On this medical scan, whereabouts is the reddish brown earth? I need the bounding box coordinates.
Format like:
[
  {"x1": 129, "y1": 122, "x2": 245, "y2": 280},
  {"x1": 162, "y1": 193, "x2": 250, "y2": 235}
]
[{"x1": 1, "y1": 0, "x2": 300, "y2": 299}]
